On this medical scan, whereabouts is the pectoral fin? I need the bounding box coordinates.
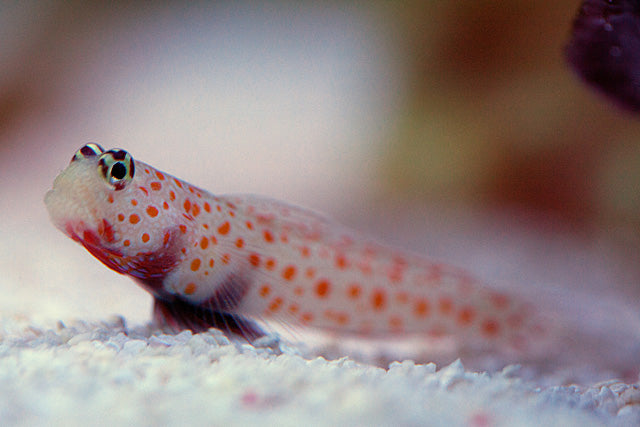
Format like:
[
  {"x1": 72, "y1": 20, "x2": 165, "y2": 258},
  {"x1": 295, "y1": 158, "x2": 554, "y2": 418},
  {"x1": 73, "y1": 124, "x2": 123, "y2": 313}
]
[{"x1": 152, "y1": 297, "x2": 265, "y2": 340}]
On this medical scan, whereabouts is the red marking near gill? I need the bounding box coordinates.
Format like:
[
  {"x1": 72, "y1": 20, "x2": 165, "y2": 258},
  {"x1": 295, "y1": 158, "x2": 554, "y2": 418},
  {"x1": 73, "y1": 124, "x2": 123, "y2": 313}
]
[
  {"x1": 82, "y1": 229, "x2": 100, "y2": 246},
  {"x1": 75, "y1": 229, "x2": 125, "y2": 272},
  {"x1": 98, "y1": 219, "x2": 116, "y2": 243},
  {"x1": 74, "y1": 226, "x2": 182, "y2": 293}
]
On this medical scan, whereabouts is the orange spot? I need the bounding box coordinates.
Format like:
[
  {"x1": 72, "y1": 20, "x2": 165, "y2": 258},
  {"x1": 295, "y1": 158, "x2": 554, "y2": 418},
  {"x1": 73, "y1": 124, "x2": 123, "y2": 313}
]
[
  {"x1": 388, "y1": 267, "x2": 403, "y2": 283},
  {"x1": 301, "y1": 312, "x2": 314, "y2": 324},
  {"x1": 221, "y1": 253, "x2": 230, "y2": 264},
  {"x1": 282, "y1": 265, "x2": 296, "y2": 281},
  {"x1": 210, "y1": 235, "x2": 217, "y2": 245},
  {"x1": 131, "y1": 199, "x2": 138, "y2": 206},
  {"x1": 217, "y1": 222, "x2": 230, "y2": 235},
  {"x1": 428, "y1": 326, "x2": 446, "y2": 338},
  {"x1": 300, "y1": 246, "x2": 310, "y2": 258},
  {"x1": 305, "y1": 267, "x2": 316, "y2": 279},
  {"x1": 363, "y1": 246, "x2": 378, "y2": 256},
  {"x1": 458, "y1": 307, "x2": 475, "y2": 325},
  {"x1": 163, "y1": 231, "x2": 171, "y2": 245},
  {"x1": 507, "y1": 313, "x2": 524, "y2": 329},
  {"x1": 144, "y1": 169, "x2": 150, "y2": 174},
  {"x1": 117, "y1": 213, "x2": 125, "y2": 222},
  {"x1": 216, "y1": 205, "x2": 222, "y2": 212},
  {"x1": 169, "y1": 191, "x2": 176, "y2": 201},
  {"x1": 226, "y1": 202, "x2": 237, "y2": 210},
  {"x1": 357, "y1": 262, "x2": 373, "y2": 275},
  {"x1": 174, "y1": 179, "x2": 183, "y2": 188},
  {"x1": 107, "y1": 194, "x2": 114, "y2": 204},
  {"x1": 181, "y1": 248, "x2": 186, "y2": 254},
  {"x1": 202, "y1": 224, "x2": 209, "y2": 229},
  {"x1": 156, "y1": 171, "x2": 165, "y2": 180},
  {"x1": 249, "y1": 253, "x2": 260, "y2": 267},
  {"x1": 389, "y1": 316, "x2": 403, "y2": 330},
  {"x1": 482, "y1": 319, "x2": 500, "y2": 337},
  {"x1": 183, "y1": 199, "x2": 191, "y2": 212},
  {"x1": 146, "y1": 206, "x2": 159, "y2": 217},
  {"x1": 150, "y1": 182, "x2": 162, "y2": 191},
  {"x1": 141, "y1": 233, "x2": 150, "y2": 243},
  {"x1": 259, "y1": 285, "x2": 271, "y2": 297},
  {"x1": 413, "y1": 299, "x2": 430, "y2": 317},
  {"x1": 140, "y1": 187, "x2": 149, "y2": 196},
  {"x1": 179, "y1": 224, "x2": 187, "y2": 234},
  {"x1": 192, "y1": 204, "x2": 200, "y2": 216},
  {"x1": 315, "y1": 279, "x2": 331, "y2": 298},
  {"x1": 200, "y1": 236, "x2": 209, "y2": 250},
  {"x1": 209, "y1": 258, "x2": 214, "y2": 268},
  {"x1": 162, "y1": 201, "x2": 169, "y2": 210},
  {"x1": 438, "y1": 297, "x2": 453, "y2": 315},
  {"x1": 335, "y1": 254, "x2": 349, "y2": 269},
  {"x1": 288, "y1": 304, "x2": 299, "y2": 314},
  {"x1": 395, "y1": 292, "x2": 409, "y2": 304},
  {"x1": 229, "y1": 211, "x2": 236, "y2": 217},
  {"x1": 490, "y1": 293, "x2": 509, "y2": 309},
  {"x1": 268, "y1": 297, "x2": 283, "y2": 312},
  {"x1": 235, "y1": 238, "x2": 244, "y2": 249},
  {"x1": 256, "y1": 213, "x2": 273, "y2": 223},
  {"x1": 190, "y1": 258, "x2": 201, "y2": 271},
  {"x1": 129, "y1": 214, "x2": 140, "y2": 224},
  {"x1": 123, "y1": 239, "x2": 130, "y2": 247},
  {"x1": 371, "y1": 289, "x2": 387, "y2": 311},
  {"x1": 265, "y1": 258, "x2": 276, "y2": 270},
  {"x1": 263, "y1": 230, "x2": 274, "y2": 243},
  {"x1": 184, "y1": 283, "x2": 196, "y2": 295},
  {"x1": 203, "y1": 202, "x2": 211, "y2": 213},
  {"x1": 347, "y1": 284, "x2": 361, "y2": 299},
  {"x1": 189, "y1": 187, "x2": 194, "y2": 194},
  {"x1": 335, "y1": 312, "x2": 349, "y2": 325}
]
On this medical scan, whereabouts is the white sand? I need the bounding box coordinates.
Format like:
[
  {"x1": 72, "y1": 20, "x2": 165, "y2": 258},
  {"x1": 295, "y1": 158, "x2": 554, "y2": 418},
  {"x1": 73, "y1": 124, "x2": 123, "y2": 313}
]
[
  {"x1": 1, "y1": 200, "x2": 639, "y2": 426},
  {"x1": 0, "y1": 316, "x2": 638, "y2": 427}
]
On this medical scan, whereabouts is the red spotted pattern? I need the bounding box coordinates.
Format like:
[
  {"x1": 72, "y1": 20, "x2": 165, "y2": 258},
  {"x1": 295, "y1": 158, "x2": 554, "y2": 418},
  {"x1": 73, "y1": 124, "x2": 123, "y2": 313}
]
[{"x1": 46, "y1": 146, "x2": 552, "y2": 356}]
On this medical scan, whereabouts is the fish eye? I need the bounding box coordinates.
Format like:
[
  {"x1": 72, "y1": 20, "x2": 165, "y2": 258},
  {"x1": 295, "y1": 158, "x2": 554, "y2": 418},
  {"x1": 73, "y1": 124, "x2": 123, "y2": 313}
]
[
  {"x1": 71, "y1": 143, "x2": 105, "y2": 163},
  {"x1": 98, "y1": 149, "x2": 135, "y2": 190}
]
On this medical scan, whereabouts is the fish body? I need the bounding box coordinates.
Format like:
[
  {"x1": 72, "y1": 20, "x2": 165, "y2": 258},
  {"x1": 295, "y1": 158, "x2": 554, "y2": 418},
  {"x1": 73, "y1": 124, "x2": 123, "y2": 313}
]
[{"x1": 45, "y1": 144, "x2": 548, "y2": 352}]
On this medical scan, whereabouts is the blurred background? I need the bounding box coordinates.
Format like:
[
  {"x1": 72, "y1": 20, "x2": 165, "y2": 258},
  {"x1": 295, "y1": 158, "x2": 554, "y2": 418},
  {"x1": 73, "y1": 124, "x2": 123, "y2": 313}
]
[{"x1": 0, "y1": 1, "x2": 638, "y2": 325}]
